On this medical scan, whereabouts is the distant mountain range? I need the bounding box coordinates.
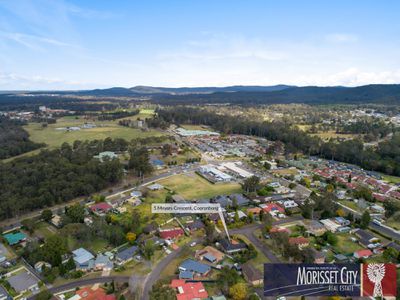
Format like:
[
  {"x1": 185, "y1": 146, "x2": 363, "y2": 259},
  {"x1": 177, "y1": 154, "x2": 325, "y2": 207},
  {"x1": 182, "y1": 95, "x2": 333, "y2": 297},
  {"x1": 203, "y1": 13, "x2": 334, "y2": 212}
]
[
  {"x1": 71, "y1": 84, "x2": 294, "y2": 96},
  {"x1": 2, "y1": 84, "x2": 400, "y2": 105}
]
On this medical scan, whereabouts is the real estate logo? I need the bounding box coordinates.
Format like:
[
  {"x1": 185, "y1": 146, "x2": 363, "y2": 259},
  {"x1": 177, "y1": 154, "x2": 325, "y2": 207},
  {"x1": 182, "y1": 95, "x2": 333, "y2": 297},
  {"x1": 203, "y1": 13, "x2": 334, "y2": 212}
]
[
  {"x1": 362, "y1": 263, "x2": 396, "y2": 297},
  {"x1": 264, "y1": 263, "x2": 396, "y2": 297}
]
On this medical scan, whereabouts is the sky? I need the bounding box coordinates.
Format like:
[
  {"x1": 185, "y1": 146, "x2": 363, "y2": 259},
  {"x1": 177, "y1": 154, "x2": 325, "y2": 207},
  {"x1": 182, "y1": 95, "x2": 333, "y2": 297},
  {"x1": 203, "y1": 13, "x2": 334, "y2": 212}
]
[{"x1": 0, "y1": 0, "x2": 399, "y2": 90}]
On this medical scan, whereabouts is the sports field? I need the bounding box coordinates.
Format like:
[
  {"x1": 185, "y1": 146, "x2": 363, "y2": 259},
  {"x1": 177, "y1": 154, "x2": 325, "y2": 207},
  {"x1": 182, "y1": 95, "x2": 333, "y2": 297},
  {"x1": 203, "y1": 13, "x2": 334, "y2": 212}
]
[
  {"x1": 24, "y1": 115, "x2": 164, "y2": 148},
  {"x1": 158, "y1": 173, "x2": 242, "y2": 199}
]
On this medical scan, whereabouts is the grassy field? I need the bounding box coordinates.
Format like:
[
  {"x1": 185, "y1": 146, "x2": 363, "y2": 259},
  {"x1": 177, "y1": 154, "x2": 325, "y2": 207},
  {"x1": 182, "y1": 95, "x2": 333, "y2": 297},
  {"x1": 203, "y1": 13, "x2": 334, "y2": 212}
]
[
  {"x1": 236, "y1": 234, "x2": 269, "y2": 272},
  {"x1": 339, "y1": 200, "x2": 361, "y2": 213},
  {"x1": 34, "y1": 222, "x2": 57, "y2": 239},
  {"x1": 24, "y1": 115, "x2": 164, "y2": 148},
  {"x1": 332, "y1": 234, "x2": 363, "y2": 255},
  {"x1": 310, "y1": 131, "x2": 360, "y2": 141},
  {"x1": 382, "y1": 173, "x2": 400, "y2": 184},
  {"x1": 181, "y1": 124, "x2": 211, "y2": 130},
  {"x1": 158, "y1": 173, "x2": 242, "y2": 200}
]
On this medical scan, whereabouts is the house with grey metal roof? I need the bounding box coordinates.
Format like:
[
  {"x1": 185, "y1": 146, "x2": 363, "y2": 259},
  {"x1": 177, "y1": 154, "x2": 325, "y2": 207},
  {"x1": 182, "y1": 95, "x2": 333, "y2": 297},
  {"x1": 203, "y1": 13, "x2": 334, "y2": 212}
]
[
  {"x1": 116, "y1": 246, "x2": 138, "y2": 265},
  {"x1": 72, "y1": 248, "x2": 95, "y2": 271},
  {"x1": 178, "y1": 259, "x2": 211, "y2": 278},
  {"x1": 7, "y1": 270, "x2": 39, "y2": 294},
  {"x1": 0, "y1": 285, "x2": 11, "y2": 300}
]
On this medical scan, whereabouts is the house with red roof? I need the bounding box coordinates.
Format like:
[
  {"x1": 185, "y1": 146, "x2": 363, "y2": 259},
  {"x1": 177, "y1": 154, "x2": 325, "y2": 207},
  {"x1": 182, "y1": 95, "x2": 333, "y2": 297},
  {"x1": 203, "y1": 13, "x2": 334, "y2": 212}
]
[
  {"x1": 262, "y1": 203, "x2": 284, "y2": 214},
  {"x1": 270, "y1": 226, "x2": 290, "y2": 234},
  {"x1": 353, "y1": 249, "x2": 373, "y2": 259},
  {"x1": 389, "y1": 190, "x2": 400, "y2": 199},
  {"x1": 372, "y1": 193, "x2": 389, "y2": 202},
  {"x1": 289, "y1": 237, "x2": 310, "y2": 249},
  {"x1": 90, "y1": 202, "x2": 113, "y2": 215},
  {"x1": 76, "y1": 286, "x2": 116, "y2": 300},
  {"x1": 159, "y1": 228, "x2": 184, "y2": 240},
  {"x1": 170, "y1": 279, "x2": 208, "y2": 300}
]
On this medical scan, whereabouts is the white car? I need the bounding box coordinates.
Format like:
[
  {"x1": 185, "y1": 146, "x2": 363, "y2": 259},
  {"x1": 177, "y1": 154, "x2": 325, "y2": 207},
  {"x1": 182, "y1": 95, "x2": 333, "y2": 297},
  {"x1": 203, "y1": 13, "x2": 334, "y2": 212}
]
[{"x1": 190, "y1": 241, "x2": 197, "y2": 247}]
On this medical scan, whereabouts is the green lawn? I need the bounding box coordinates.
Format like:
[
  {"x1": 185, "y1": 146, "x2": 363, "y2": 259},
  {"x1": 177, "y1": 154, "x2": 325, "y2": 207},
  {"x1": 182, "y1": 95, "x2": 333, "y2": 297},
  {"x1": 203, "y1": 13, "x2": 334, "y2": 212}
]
[
  {"x1": 158, "y1": 173, "x2": 242, "y2": 200},
  {"x1": 332, "y1": 234, "x2": 363, "y2": 255},
  {"x1": 66, "y1": 235, "x2": 109, "y2": 253},
  {"x1": 24, "y1": 116, "x2": 165, "y2": 148},
  {"x1": 386, "y1": 217, "x2": 400, "y2": 231},
  {"x1": 34, "y1": 222, "x2": 57, "y2": 239},
  {"x1": 339, "y1": 200, "x2": 361, "y2": 212},
  {"x1": 236, "y1": 234, "x2": 270, "y2": 272}
]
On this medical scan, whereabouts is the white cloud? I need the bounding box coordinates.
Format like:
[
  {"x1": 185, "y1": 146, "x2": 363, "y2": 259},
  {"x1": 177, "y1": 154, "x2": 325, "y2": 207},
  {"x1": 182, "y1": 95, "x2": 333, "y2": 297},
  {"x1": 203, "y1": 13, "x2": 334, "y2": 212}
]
[
  {"x1": 0, "y1": 31, "x2": 80, "y2": 51},
  {"x1": 295, "y1": 68, "x2": 400, "y2": 87},
  {"x1": 0, "y1": 72, "x2": 99, "y2": 90},
  {"x1": 158, "y1": 35, "x2": 288, "y2": 62},
  {"x1": 325, "y1": 33, "x2": 358, "y2": 43}
]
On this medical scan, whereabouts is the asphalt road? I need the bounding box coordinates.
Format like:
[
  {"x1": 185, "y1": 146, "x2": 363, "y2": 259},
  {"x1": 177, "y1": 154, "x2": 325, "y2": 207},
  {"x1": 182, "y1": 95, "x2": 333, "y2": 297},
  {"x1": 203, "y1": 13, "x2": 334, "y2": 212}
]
[
  {"x1": 141, "y1": 238, "x2": 202, "y2": 300},
  {"x1": 231, "y1": 224, "x2": 280, "y2": 263},
  {"x1": 27, "y1": 276, "x2": 130, "y2": 300},
  {"x1": 337, "y1": 201, "x2": 400, "y2": 241}
]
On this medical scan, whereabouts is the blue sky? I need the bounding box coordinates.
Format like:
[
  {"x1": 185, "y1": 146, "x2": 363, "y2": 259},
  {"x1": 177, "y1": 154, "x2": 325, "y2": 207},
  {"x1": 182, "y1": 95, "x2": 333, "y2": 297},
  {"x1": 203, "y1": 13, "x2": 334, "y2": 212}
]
[{"x1": 0, "y1": 0, "x2": 399, "y2": 90}]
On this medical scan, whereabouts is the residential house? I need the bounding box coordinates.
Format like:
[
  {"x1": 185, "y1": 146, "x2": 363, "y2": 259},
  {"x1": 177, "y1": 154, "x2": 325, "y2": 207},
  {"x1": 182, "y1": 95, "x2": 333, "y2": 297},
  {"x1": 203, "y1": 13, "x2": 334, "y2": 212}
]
[
  {"x1": 50, "y1": 214, "x2": 62, "y2": 228},
  {"x1": 94, "y1": 254, "x2": 113, "y2": 271},
  {"x1": 127, "y1": 198, "x2": 142, "y2": 207},
  {"x1": 34, "y1": 261, "x2": 51, "y2": 273},
  {"x1": 159, "y1": 228, "x2": 184, "y2": 240},
  {"x1": 306, "y1": 220, "x2": 326, "y2": 236},
  {"x1": 195, "y1": 246, "x2": 225, "y2": 264},
  {"x1": 212, "y1": 195, "x2": 231, "y2": 208},
  {"x1": 0, "y1": 286, "x2": 10, "y2": 300},
  {"x1": 229, "y1": 194, "x2": 250, "y2": 207},
  {"x1": 7, "y1": 271, "x2": 39, "y2": 294},
  {"x1": 247, "y1": 207, "x2": 262, "y2": 216},
  {"x1": 219, "y1": 239, "x2": 247, "y2": 254},
  {"x1": 147, "y1": 183, "x2": 164, "y2": 191},
  {"x1": 1, "y1": 222, "x2": 22, "y2": 234},
  {"x1": 261, "y1": 203, "x2": 285, "y2": 214},
  {"x1": 143, "y1": 222, "x2": 158, "y2": 234},
  {"x1": 354, "y1": 229, "x2": 380, "y2": 249},
  {"x1": 370, "y1": 204, "x2": 385, "y2": 214},
  {"x1": 172, "y1": 195, "x2": 186, "y2": 203},
  {"x1": 179, "y1": 259, "x2": 211, "y2": 279},
  {"x1": 227, "y1": 211, "x2": 247, "y2": 220},
  {"x1": 334, "y1": 254, "x2": 349, "y2": 263},
  {"x1": 115, "y1": 246, "x2": 138, "y2": 265},
  {"x1": 386, "y1": 241, "x2": 400, "y2": 252},
  {"x1": 320, "y1": 219, "x2": 341, "y2": 232},
  {"x1": 72, "y1": 248, "x2": 95, "y2": 271},
  {"x1": 280, "y1": 200, "x2": 298, "y2": 209},
  {"x1": 170, "y1": 279, "x2": 208, "y2": 300},
  {"x1": 241, "y1": 262, "x2": 263, "y2": 286},
  {"x1": 130, "y1": 191, "x2": 142, "y2": 198},
  {"x1": 3, "y1": 231, "x2": 26, "y2": 246},
  {"x1": 354, "y1": 249, "x2": 373, "y2": 259},
  {"x1": 311, "y1": 249, "x2": 325, "y2": 264},
  {"x1": 93, "y1": 151, "x2": 118, "y2": 162},
  {"x1": 270, "y1": 226, "x2": 290, "y2": 234},
  {"x1": 75, "y1": 286, "x2": 116, "y2": 300},
  {"x1": 90, "y1": 202, "x2": 112, "y2": 216},
  {"x1": 186, "y1": 220, "x2": 205, "y2": 232},
  {"x1": 289, "y1": 237, "x2": 310, "y2": 250},
  {"x1": 84, "y1": 216, "x2": 93, "y2": 226},
  {"x1": 335, "y1": 217, "x2": 350, "y2": 226}
]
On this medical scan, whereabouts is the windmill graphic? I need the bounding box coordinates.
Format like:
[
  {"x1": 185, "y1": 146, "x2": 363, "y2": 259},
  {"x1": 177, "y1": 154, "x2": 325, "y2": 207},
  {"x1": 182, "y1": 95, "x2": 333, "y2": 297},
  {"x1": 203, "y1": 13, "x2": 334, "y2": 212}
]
[{"x1": 366, "y1": 264, "x2": 386, "y2": 297}]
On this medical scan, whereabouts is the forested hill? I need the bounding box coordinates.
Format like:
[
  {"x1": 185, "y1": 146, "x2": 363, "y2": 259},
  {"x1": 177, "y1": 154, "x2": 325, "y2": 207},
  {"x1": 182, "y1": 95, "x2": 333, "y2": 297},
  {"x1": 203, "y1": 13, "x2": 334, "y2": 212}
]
[
  {"x1": 0, "y1": 117, "x2": 44, "y2": 159},
  {"x1": 151, "y1": 84, "x2": 400, "y2": 105},
  {"x1": 2, "y1": 84, "x2": 400, "y2": 105}
]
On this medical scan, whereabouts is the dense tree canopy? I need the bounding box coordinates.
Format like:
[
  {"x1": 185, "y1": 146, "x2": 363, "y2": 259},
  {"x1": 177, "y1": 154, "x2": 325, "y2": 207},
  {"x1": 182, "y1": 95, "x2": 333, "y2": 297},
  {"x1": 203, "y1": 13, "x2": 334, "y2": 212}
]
[
  {"x1": 0, "y1": 117, "x2": 44, "y2": 159},
  {"x1": 0, "y1": 139, "x2": 125, "y2": 219}
]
